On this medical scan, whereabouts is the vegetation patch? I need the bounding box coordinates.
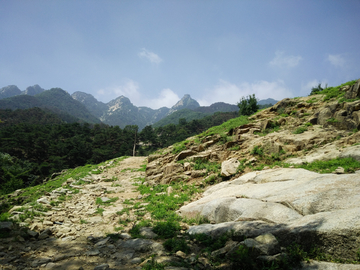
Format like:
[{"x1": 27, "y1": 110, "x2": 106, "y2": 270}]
[
  {"x1": 293, "y1": 126, "x2": 308, "y2": 134},
  {"x1": 293, "y1": 157, "x2": 360, "y2": 174}
]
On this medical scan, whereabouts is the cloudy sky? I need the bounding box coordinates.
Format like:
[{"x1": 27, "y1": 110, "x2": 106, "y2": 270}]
[{"x1": 1, "y1": 0, "x2": 359, "y2": 109}]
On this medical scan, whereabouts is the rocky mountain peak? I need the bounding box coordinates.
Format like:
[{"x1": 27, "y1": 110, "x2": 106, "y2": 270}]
[
  {"x1": 23, "y1": 85, "x2": 44, "y2": 96},
  {"x1": 170, "y1": 94, "x2": 200, "y2": 113},
  {"x1": 0, "y1": 85, "x2": 22, "y2": 99}
]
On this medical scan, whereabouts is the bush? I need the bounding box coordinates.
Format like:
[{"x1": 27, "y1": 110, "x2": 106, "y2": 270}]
[
  {"x1": 237, "y1": 94, "x2": 259, "y2": 116},
  {"x1": 153, "y1": 220, "x2": 181, "y2": 239},
  {"x1": 163, "y1": 238, "x2": 190, "y2": 253},
  {"x1": 310, "y1": 83, "x2": 326, "y2": 95}
]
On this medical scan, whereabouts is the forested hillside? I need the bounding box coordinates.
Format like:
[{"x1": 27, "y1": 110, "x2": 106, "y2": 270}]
[
  {"x1": 0, "y1": 108, "x2": 239, "y2": 195},
  {"x1": 0, "y1": 120, "x2": 138, "y2": 195},
  {"x1": 0, "y1": 88, "x2": 100, "y2": 124}
]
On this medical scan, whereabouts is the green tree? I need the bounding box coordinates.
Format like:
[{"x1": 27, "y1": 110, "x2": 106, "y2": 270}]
[
  {"x1": 237, "y1": 94, "x2": 259, "y2": 116},
  {"x1": 310, "y1": 83, "x2": 327, "y2": 95}
]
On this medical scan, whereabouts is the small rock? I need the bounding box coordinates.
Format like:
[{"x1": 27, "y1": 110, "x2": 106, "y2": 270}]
[
  {"x1": 166, "y1": 186, "x2": 173, "y2": 196},
  {"x1": 100, "y1": 197, "x2": 111, "y2": 203},
  {"x1": 94, "y1": 237, "x2": 110, "y2": 247},
  {"x1": 93, "y1": 264, "x2": 109, "y2": 270},
  {"x1": 86, "y1": 249, "x2": 100, "y2": 256},
  {"x1": 130, "y1": 257, "x2": 142, "y2": 264},
  {"x1": 119, "y1": 233, "x2": 132, "y2": 239},
  {"x1": 140, "y1": 227, "x2": 158, "y2": 239},
  {"x1": 37, "y1": 197, "x2": 51, "y2": 205},
  {"x1": 333, "y1": 167, "x2": 345, "y2": 174},
  {"x1": 175, "y1": 250, "x2": 187, "y2": 259}
]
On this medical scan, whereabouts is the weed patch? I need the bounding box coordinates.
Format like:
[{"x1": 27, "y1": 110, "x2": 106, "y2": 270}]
[
  {"x1": 163, "y1": 238, "x2": 190, "y2": 253},
  {"x1": 293, "y1": 127, "x2": 308, "y2": 134},
  {"x1": 295, "y1": 157, "x2": 360, "y2": 174}
]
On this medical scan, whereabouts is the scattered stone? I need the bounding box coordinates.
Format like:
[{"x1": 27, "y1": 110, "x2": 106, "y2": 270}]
[
  {"x1": 166, "y1": 186, "x2": 173, "y2": 196},
  {"x1": 140, "y1": 227, "x2": 158, "y2": 239},
  {"x1": 175, "y1": 250, "x2": 187, "y2": 259},
  {"x1": 333, "y1": 166, "x2": 345, "y2": 174},
  {"x1": 86, "y1": 249, "x2": 100, "y2": 256},
  {"x1": 93, "y1": 264, "x2": 109, "y2": 270}
]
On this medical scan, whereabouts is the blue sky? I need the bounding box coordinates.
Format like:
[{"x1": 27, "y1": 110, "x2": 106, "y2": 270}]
[{"x1": 1, "y1": 0, "x2": 359, "y2": 109}]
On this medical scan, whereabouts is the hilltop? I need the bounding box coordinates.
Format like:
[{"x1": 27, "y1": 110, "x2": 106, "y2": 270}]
[{"x1": 1, "y1": 79, "x2": 360, "y2": 269}]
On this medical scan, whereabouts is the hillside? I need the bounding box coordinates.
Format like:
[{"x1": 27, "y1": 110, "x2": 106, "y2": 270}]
[{"x1": 1, "y1": 79, "x2": 360, "y2": 269}]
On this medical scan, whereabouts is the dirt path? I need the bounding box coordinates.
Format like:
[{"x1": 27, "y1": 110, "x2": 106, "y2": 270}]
[{"x1": 1, "y1": 156, "x2": 159, "y2": 270}]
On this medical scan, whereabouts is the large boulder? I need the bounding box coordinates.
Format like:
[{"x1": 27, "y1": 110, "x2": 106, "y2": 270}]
[{"x1": 180, "y1": 168, "x2": 360, "y2": 260}]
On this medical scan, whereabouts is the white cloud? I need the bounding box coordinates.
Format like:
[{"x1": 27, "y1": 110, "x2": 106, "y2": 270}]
[
  {"x1": 95, "y1": 81, "x2": 179, "y2": 109},
  {"x1": 198, "y1": 80, "x2": 293, "y2": 106},
  {"x1": 328, "y1": 54, "x2": 345, "y2": 67},
  {"x1": 95, "y1": 79, "x2": 141, "y2": 103},
  {"x1": 269, "y1": 51, "x2": 302, "y2": 68},
  {"x1": 138, "y1": 48, "x2": 163, "y2": 64},
  {"x1": 145, "y1": 88, "x2": 180, "y2": 109}
]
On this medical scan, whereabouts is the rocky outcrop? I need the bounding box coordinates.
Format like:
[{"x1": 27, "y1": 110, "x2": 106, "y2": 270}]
[{"x1": 179, "y1": 168, "x2": 360, "y2": 261}]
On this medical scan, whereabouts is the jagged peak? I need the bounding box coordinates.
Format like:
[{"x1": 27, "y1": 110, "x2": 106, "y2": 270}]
[{"x1": 171, "y1": 94, "x2": 200, "y2": 111}]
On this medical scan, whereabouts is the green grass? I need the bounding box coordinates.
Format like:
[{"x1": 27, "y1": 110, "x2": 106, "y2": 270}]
[
  {"x1": 320, "y1": 79, "x2": 358, "y2": 101},
  {"x1": 306, "y1": 97, "x2": 318, "y2": 104},
  {"x1": 293, "y1": 126, "x2": 308, "y2": 134},
  {"x1": 192, "y1": 159, "x2": 221, "y2": 175},
  {"x1": 95, "y1": 197, "x2": 119, "y2": 205},
  {"x1": 95, "y1": 208, "x2": 104, "y2": 216},
  {"x1": 326, "y1": 117, "x2": 339, "y2": 123},
  {"x1": 201, "y1": 115, "x2": 249, "y2": 137},
  {"x1": 163, "y1": 238, "x2": 190, "y2": 253},
  {"x1": 251, "y1": 145, "x2": 264, "y2": 156},
  {"x1": 295, "y1": 157, "x2": 360, "y2": 174},
  {"x1": 136, "y1": 180, "x2": 200, "y2": 221},
  {"x1": 172, "y1": 141, "x2": 188, "y2": 154}
]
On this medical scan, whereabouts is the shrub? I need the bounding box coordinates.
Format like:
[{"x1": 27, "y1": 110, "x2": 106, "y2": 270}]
[
  {"x1": 153, "y1": 220, "x2": 181, "y2": 239},
  {"x1": 251, "y1": 145, "x2": 264, "y2": 156},
  {"x1": 310, "y1": 83, "x2": 326, "y2": 95},
  {"x1": 163, "y1": 238, "x2": 190, "y2": 253},
  {"x1": 237, "y1": 94, "x2": 259, "y2": 116}
]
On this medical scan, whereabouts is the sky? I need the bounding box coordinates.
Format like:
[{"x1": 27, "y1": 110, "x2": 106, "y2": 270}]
[{"x1": 1, "y1": 0, "x2": 360, "y2": 109}]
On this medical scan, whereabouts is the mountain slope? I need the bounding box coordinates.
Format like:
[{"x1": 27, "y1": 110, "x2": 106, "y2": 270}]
[
  {"x1": 0, "y1": 88, "x2": 100, "y2": 123},
  {"x1": 0, "y1": 85, "x2": 22, "y2": 99}
]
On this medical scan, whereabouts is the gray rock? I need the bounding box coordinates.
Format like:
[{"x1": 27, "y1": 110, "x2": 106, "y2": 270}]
[
  {"x1": 86, "y1": 249, "x2": 100, "y2": 256},
  {"x1": 93, "y1": 264, "x2": 109, "y2": 270},
  {"x1": 100, "y1": 197, "x2": 111, "y2": 203},
  {"x1": 37, "y1": 197, "x2": 51, "y2": 205},
  {"x1": 221, "y1": 158, "x2": 240, "y2": 177},
  {"x1": 31, "y1": 257, "x2": 52, "y2": 267},
  {"x1": 339, "y1": 145, "x2": 360, "y2": 161},
  {"x1": 140, "y1": 227, "x2": 158, "y2": 239},
  {"x1": 94, "y1": 237, "x2": 110, "y2": 247},
  {"x1": 300, "y1": 260, "x2": 360, "y2": 269},
  {"x1": 27, "y1": 230, "x2": 39, "y2": 238},
  {"x1": 241, "y1": 233, "x2": 279, "y2": 255},
  {"x1": 184, "y1": 168, "x2": 360, "y2": 260},
  {"x1": 113, "y1": 250, "x2": 134, "y2": 260},
  {"x1": 130, "y1": 257, "x2": 142, "y2": 264},
  {"x1": 0, "y1": 222, "x2": 13, "y2": 231},
  {"x1": 332, "y1": 167, "x2": 345, "y2": 174},
  {"x1": 118, "y1": 238, "x2": 155, "y2": 252},
  {"x1": 38, "y1": 228, "x2": 52, "y2": 240}
]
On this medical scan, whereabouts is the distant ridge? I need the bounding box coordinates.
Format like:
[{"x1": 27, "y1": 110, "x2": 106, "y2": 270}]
[
  {"x1": 0, "y1": 83, "x2": 279, "y2": 129},
  {"x1": 0, "y1": 88, "x2": 100, "y2": 123}
]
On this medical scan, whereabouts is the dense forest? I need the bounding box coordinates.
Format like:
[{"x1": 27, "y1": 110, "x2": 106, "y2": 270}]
[{"x1": 0, "y1": 108, "x2": 240, "y2": 195}]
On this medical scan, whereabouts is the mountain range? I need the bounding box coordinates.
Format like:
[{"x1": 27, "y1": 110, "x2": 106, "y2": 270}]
[{"x1": 0, "y1": 85, "x2": 277, "y2": 129}]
